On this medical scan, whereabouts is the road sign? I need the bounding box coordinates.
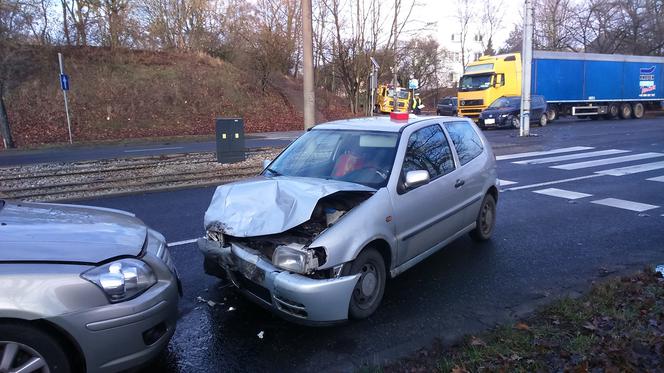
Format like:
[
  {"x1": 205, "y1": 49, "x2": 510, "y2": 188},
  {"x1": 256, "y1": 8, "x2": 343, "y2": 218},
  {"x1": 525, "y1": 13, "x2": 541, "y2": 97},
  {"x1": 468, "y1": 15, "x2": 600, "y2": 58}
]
[
  {"x1": 60, "y1": 74, "x2": 70, "y2": 91},
  {"x1": 408, "y1": 78, "x2": 419, "y2": 89}
]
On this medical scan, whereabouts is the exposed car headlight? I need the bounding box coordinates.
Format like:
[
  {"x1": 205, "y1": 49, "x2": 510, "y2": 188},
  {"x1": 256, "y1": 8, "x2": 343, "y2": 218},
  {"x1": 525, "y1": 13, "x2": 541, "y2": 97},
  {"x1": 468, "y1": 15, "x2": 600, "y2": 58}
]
[
  {"x1": 272, "y1": 244, "x2": 319, "y2": 274},
  {"x1": 82, "y1": 259, "x2": 157, "y2": 302},
  {"x1": 500, "y1": 113, "x2": 509, "y2": 117},
  {"x1": 206, "y1": 229, "x2": 225, "y2": 246}
]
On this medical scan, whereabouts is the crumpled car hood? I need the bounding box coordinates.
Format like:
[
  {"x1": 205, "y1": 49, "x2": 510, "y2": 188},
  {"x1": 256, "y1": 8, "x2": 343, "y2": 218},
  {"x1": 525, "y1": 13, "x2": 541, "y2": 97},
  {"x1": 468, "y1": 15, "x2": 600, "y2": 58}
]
[{"x1": 204, "y1": 176, "x2": 376, "y2": 237}]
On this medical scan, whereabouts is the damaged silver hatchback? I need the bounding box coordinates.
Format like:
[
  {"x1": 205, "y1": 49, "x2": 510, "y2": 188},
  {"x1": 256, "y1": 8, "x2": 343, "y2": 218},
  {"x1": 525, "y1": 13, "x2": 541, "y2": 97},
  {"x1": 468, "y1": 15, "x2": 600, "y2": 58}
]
[{"x1": 199, "y1": 116, "x2": 498, "y2": 324}]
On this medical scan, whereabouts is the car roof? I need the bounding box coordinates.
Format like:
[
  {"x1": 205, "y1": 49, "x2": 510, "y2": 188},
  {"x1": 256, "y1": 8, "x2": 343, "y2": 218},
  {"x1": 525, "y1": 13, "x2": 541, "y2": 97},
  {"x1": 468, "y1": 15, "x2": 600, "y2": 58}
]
[{"x1": 312, "y1": 115, "x2": 444, "y2": 133}]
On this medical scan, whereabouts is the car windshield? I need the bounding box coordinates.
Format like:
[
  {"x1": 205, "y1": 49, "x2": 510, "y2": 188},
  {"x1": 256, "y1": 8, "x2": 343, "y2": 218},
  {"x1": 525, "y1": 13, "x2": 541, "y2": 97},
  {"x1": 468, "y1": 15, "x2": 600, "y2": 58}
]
[
  {"x1": 459, "y1": 74, "x2": 493, "y2": 91},
  {"x1": 397, "y1": 91, "x2": 409, "y2": 99},
  {"x1": 489, "y1": 97, "x2": 521, "y2": 109},
  {"x1": 264, "y1": 129, "x2": 400, "y2": 189}
]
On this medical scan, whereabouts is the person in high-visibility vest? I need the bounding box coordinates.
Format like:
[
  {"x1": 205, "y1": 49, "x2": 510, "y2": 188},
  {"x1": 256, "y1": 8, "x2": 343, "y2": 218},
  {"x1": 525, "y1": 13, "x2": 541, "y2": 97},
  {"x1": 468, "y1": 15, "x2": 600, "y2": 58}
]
[{"x1": 412, "y1": 93, "x2": 422, "y2": 114}]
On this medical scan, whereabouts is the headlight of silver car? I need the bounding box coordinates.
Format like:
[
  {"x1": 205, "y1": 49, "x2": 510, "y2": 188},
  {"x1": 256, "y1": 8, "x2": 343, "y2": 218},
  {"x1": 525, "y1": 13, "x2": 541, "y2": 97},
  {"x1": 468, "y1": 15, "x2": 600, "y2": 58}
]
[
  {"x1": 82, "y1": 259, "x2": 157, "y2": 302},
  {"x1": 272, "y1": 244, "x2": 319, "y2": 274}
]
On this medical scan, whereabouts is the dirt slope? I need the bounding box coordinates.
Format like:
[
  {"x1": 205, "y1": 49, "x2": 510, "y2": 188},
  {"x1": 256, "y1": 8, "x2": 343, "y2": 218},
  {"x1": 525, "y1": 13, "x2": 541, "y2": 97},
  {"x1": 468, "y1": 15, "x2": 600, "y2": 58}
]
[{"x1": 1, "y1": 46, "x2": 351, "y2": 148}]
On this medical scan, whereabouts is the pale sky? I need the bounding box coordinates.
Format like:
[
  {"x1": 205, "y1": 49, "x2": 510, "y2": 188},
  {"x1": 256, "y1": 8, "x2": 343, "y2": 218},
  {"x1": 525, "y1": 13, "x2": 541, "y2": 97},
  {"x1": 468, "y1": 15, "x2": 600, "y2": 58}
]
[{"x1": 413, "y1": 0, "x2": 523, "y2": 52}]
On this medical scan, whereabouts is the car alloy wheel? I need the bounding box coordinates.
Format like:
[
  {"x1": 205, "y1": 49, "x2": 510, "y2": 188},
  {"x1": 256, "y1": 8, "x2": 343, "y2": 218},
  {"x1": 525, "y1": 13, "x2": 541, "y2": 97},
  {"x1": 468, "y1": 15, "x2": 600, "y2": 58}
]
[
  {"x1": 511, "y1": 116, "x2": 520, "y2": 129},
  {"x1": 0, "y1": 341, "x2": 50, "y2": 373},
  {"x1": 540, "y1": 114, "x2": 548, "y2": 127}
]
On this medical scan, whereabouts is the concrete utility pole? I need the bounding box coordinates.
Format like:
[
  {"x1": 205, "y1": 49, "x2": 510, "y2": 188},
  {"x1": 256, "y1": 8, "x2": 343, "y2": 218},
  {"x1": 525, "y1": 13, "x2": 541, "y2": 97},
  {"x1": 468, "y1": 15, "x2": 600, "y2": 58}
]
[
  {"x1": 302, "y1": 0, "x2": 315, "y2": 130},
  {"x1": 519, "y1": 0, "x2": 534, "y2": 137},
  {"x1": 392, "y1": 1, "x2": 398, "y2": 89}
]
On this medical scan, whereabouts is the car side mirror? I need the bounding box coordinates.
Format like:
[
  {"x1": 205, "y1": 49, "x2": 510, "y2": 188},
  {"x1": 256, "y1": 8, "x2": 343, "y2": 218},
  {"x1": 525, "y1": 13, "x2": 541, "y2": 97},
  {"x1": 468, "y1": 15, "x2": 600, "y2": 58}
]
[
  {"x1": 262, "y1": 159, "x2": 272, "y2": 170},
  {"x1": 404, "y1": 170, "x2": 430, "y2": 189}
]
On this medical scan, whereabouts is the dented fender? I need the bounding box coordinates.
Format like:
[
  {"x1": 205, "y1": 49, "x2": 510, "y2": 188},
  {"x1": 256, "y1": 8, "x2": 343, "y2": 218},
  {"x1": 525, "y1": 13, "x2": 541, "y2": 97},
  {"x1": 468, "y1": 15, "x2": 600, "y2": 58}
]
[{"x1": 310, "y1": 187, "x2": 398, "y2": 271}]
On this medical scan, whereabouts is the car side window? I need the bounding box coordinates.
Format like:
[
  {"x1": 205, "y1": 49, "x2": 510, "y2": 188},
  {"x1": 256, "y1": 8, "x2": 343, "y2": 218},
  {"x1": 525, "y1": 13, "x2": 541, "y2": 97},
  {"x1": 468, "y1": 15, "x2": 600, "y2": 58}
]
[
  {"x1": 444, "y1": 121, "x2": 484, "y2": 166},
  {"x1": 402, "y1": 124, "x2": 455, "y2": 179}
]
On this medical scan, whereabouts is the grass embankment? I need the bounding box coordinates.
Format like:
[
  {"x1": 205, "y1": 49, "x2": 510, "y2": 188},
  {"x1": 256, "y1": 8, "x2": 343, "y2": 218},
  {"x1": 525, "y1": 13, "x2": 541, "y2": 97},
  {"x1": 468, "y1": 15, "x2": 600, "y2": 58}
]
[
  {"x1": 383, "y1": 268, "x2": 664, "y2": 372},
  {"x1": 3, "y1": 46, "x2": 351, "y2": 148}
]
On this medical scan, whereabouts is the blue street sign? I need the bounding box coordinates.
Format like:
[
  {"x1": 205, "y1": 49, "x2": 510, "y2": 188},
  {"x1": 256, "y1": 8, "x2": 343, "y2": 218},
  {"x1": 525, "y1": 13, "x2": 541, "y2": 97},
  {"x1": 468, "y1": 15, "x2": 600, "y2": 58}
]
[{"x1": 60, "y1": 74, "x2": 70, "y2": 91}]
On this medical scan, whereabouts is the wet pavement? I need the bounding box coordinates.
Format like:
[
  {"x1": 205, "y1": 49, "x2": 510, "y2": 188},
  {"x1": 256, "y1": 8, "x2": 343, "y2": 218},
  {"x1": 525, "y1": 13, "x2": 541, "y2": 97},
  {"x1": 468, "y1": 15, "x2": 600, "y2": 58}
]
[{"x1": 77, "y1": 117, "x2": 664, "y2": 372}]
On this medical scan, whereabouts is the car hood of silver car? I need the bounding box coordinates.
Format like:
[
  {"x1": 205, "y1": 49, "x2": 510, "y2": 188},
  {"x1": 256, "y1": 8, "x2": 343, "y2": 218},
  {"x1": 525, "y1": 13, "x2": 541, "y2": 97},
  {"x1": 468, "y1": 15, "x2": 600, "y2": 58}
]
[
  {"x1": 204, "y1": 176, "x2": 376, "y2": 237},
  {"x1": 0, "y1": 201, "x2": 147, "y2": 263}
]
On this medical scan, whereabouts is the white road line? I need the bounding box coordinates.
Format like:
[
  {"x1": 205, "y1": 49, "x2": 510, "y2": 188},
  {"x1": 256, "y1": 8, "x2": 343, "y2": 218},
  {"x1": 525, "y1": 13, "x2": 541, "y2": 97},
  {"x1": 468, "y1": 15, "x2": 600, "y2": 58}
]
[
  {"x1": 551, "y1": 152, "x2": 664, "y2": 170},
  {"x1": 512, "y1": 149, "x2": 630, "y2": 165},
  {"x1": 498, "y1": 179, "x2": 518, "y2": 186},
  {"x1": 596, "y1": 161, "x2": 664, "y2": 176},
  {"x1": 124, "y1": 146, "x2": 184, "y2": 153},
  {"x1": 533, "y1": 188, "x2": 593, "y2": 200},
  {"x1": 647, "y1": 175, "x2": 664, "y2": 182},
  {"x1": 504, "y1": 174, "x2": 605, "y2": 191},
  {"x1": 168, "y1": 238, "x2": 198, "y2": 247},
  {"x1": 591, "y1": 198, "x2": 659, "y2": 212},
  {"x1": 496, "y1": 146, "x2": 594, "y2": 161}
]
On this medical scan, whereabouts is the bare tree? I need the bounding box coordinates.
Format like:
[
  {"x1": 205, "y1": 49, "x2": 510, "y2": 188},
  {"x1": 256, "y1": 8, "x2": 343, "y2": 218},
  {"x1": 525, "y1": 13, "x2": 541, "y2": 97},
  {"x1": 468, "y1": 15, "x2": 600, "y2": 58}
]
[
  {"x1": 480, "y1": 0, "x2": 504, "y2": 55},
  {"x1": 455, "y1": 0, "x2": 475, "y2": 69}
]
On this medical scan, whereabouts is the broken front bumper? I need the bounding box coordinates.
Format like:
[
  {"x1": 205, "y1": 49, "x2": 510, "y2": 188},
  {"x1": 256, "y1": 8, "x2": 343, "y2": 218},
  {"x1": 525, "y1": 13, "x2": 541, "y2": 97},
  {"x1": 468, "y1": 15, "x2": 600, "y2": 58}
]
[{"x1": 198, "y1": 238, "x2": 360, "y2": 324}]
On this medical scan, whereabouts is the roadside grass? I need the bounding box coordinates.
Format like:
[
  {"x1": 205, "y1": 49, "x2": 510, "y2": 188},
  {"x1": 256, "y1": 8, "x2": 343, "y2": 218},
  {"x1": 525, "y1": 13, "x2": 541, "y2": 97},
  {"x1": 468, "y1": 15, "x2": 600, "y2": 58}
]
[{"x1": 381, "y1": 267, "x2": 664, "y2": 372}]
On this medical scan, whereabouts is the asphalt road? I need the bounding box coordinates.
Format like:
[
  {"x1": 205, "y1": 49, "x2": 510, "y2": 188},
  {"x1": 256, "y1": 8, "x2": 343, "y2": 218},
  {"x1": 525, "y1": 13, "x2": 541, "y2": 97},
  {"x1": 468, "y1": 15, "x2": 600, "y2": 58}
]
[
  {"x1": 75, "y1": 116, "x2": 664, "y2": 372},
  {"x1": 0, "y1": 131, "x2": 301, "y2": 166}
]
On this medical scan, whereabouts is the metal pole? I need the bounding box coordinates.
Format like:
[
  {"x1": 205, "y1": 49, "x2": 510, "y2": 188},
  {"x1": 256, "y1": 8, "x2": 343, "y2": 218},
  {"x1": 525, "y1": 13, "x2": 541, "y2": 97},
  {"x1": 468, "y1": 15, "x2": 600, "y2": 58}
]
[
  {"x1": 58, "y1": 53, "x2": 73, "y2": 144},
  {"x1": 519, "y1": 0, "x2": 533, "y2": 137},
  {"x1": 391, "y1": 0, "x2": 398, "y2": 111},
  {"x1": 302, "y1": 0, "x2": 315, "y2": 129}
]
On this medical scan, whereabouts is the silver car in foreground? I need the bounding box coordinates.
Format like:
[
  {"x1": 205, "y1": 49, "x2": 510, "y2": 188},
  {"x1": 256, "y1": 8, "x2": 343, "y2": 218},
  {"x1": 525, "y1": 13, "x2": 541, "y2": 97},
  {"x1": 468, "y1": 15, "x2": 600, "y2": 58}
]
[
  {"x1": 199, "y1": 116, "x2": 498, "y2": 324},
  {"x1": 0, "y1": 201, "x2": 180, "y2": 372}
]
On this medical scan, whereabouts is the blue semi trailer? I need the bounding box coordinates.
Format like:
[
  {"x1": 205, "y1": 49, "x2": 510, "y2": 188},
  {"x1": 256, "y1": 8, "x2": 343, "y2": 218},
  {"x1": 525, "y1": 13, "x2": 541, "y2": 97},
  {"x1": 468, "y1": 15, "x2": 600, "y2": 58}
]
[{"x1": 532, "y1": 51, "x2": 664, "y2": 121}]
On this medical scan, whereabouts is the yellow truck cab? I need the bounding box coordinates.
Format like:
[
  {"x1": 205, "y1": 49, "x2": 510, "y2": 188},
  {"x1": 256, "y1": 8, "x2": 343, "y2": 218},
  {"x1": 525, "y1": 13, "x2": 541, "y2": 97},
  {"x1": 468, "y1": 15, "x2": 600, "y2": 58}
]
[
  {"x1": 458, "y1": 53, "x2": 522, "y2": 121},
  {"x1": 376, "y1": 84, "x2": 411, "y2": 113}
]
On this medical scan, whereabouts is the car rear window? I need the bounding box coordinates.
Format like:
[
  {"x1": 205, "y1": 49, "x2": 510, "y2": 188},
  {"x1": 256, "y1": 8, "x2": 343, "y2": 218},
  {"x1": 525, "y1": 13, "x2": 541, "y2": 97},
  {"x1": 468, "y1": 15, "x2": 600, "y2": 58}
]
[{"x1": 444, "y1": 121, "x2": 484, "y2": 166}]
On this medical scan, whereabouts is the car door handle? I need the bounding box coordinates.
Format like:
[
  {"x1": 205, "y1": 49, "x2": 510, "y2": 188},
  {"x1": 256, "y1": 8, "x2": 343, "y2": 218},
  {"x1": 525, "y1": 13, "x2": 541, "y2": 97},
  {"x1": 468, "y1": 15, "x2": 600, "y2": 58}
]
[{"x1": 455, "y1": 179, "x2": 465, "y2": 188}]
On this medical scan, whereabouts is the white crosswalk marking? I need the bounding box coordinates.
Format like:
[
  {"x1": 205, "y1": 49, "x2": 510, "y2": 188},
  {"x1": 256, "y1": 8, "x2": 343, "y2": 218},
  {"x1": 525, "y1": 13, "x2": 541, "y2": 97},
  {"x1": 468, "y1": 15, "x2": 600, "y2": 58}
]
[
  {"x1": 533, "y1": 188, "x2": 592, "y2": 200},
  {"x1": 591, "y1": 198, "x2": 659, "y2": 212},
  {"x1": 551, "y1": 152, "x2": 664, "y2": 170},
  {"x1": 512, "y1": 149, "x2": 630, "y2": 165},
  {"x1": 498, "y1": 179, "x2": 517, "y2": 186},
  {"x1": 496, "y1": 146, "x2": 594, "y2": 161},
  {"x1": 647, "y1": 176, "x2": 664, "y2": 182},
  {"x1": 596, "y1": 161, "x2": 664, "y2": 176}
]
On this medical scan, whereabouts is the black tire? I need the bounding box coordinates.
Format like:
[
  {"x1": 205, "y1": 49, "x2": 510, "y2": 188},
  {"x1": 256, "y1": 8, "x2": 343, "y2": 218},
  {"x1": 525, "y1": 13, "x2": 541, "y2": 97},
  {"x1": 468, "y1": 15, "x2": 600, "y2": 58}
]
[
  {"x1": 619, "y1": 103, "x2": 632, "y2": 119},
  {"x1": 343, "y1": 248, "x2": 386, "y2": 319},
  {"x1": 510, "y1": 115, "x2": 520, "y2": 129},
  {"x1": 470, "y1": 194, "x2": 497, "y2": 242},
  {"x1": 0, "y1": 323, "x2": 71, "y2": 373},
  {"x1": 546, "y1": 106, "x2": 557, "y2": 122},
  {"x1": 607, "y1": 103, "x2": 620, "y2": 118},
  {"x1": 539, "y1": 114, "x2": 548, "y2": 127},
  {"x1": 632, "y1": 102, "x2": 645, "y2": 119}
]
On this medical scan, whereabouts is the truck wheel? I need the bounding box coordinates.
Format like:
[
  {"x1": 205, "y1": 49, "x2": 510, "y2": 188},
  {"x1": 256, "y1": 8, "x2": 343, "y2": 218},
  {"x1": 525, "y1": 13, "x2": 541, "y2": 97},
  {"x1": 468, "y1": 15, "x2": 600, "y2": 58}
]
[
  {"x1": 470, "y1": 193, "x2": 497, "y2": 242},
  {"x1": 632, "y1": 103, "x2": 645, "y2": 119},
  {"x1": 510, "y1": 116, "x2": 520, "y2": 129},
  {"x1": 619, "y1": 103, "x2": 632, "y2": 119},
  {"x1": 344, "y1": 247, "x2": 386, "y2": 319},
  {"x1": 546, "y1": 106, "x2": 557, "y2": 122},
  {"x1": 0, "y1": 323, "x2": 72, "y2": 373},
  {"x1": 607, "y1": 103, "x2": 620, "y2": 119},
  {"x1": 539, "y1": 114, "x2": 548, "y2": 127}
]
